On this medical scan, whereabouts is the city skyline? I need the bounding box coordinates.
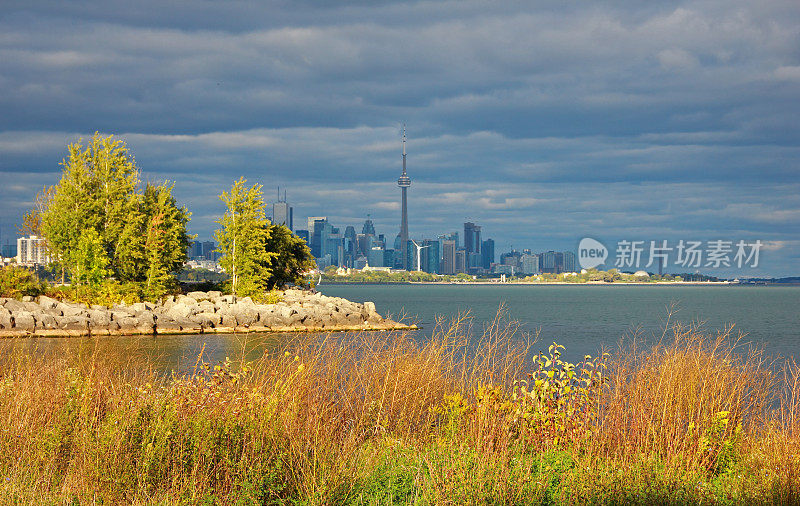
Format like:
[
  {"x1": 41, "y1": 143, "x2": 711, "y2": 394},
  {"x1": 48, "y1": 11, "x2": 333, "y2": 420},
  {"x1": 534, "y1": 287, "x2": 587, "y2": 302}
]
[{"x1": 0, "y1": 1, "x2": 798, "y2": 277}]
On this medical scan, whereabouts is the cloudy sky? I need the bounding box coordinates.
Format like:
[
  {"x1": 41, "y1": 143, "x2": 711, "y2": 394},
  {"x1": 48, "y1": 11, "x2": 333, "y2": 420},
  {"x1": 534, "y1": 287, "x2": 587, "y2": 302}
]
[{"x1": 1, "y1": 0, "x2": 798, "y2": 276}]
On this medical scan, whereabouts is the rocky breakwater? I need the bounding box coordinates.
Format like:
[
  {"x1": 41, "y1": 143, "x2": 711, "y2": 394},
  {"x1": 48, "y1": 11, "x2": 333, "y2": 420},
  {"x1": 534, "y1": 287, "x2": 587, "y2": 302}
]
[{"x1": 0, "y1": 289, "x2": 415, "y2": 337}]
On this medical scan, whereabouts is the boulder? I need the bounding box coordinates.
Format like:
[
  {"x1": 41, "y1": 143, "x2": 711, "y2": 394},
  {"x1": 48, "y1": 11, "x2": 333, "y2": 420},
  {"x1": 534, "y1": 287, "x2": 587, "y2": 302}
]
[
  {"x1": 13, "y1": 312, "x2": 36, "y2": 332},
  {"x1": 38, "y1": 296, "x2": 59, "y2": 310},
  {"x1": 88, "y1": 309, "x2": 111, "y2": 327},
  {"x1": 35, "y1": 313, "x2": 58, "y2": 330},
  {"x1": 59, "y1": 303, "x2": 86, "y2": 317},
  {"x1": 57, "y1": 315, "x2": 89, "y2": 332},
  {"x1": 186, "y1": 291, "x2": 209, "y2": 301},
  {"x1": 0, "y1": 307, "x2": 12, "y2": 329}
]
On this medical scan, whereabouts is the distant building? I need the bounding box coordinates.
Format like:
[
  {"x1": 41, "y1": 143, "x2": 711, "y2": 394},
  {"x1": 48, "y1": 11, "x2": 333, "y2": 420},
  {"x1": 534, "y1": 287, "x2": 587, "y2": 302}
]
[
  {"x1": 441, "y1": 240, "x2": 456, "y2": 275},
  {"x1": 521, "y1": 253, "x2": 540, "y2": 274},
  {"x1": 362, "y1": 215, "x2": 376, "y2": 236},
  {"x1": 17, "y1": 235, "x2": 50, "y2": 266},
  {"x1": 481, "y1": 239, "x2": 495, "y2": 270},
  {"x1": 272, "y1": 200, "x2": 293, "y2": 231},
  {"x1": 202, "y1": 241, "x2": 217, "y2": 261},
  {"x1": 455, "y1": 249, "x2": 467, "y2": 274},
  {"x1": 541, "y1": 250, "x2": 557, "y2": 273},
  {"x1": 464, "y1": 222, "x2": 481, "y2": 256},
  {"x1": 421, "y1": 239, "x2": 440, "y2": 274},
  {"x1": 296, "y1": 229, "x2": 310, "y2": 244},
  {"x1": 563, "y1": 251, "x2": 576, "y2": 272},
  {"x1": 367, "y1": 247, "x2": 385, "y2": 268}
]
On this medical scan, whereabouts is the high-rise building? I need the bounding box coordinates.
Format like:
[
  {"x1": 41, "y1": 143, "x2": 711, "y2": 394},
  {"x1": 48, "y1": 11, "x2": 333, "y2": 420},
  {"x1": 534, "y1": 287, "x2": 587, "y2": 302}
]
[
  {"x1": 441, "y1": 240, "x2": 456, "y2": 275},
  {"x1": 310, "y1": 218, "x2": 331, "y2": 258},
  {"x1": 362, "y1": 215, "x2": 376, "y2": 236},
  {"x1": 421, "y1": 239, "x2": 440, "y2": 274},
  {"x1": 16, "y1": 235, "x2": 50, "y2": 265},
  {"x1": 455, "y1": 249, "x2": 467, "y2": 274},
  {"x1": 464, "y1": 222, "x2": 481, "y2": 255},
  {"x1": 481, "y1": 239, "x2": 495, "y2": 269},
  {"x1": 397, "y1": 126, "x2": 411, "y2": 269},
  {"x1": 521, "y1": 254, "x2": 540, "y2": 274},
  {"x1": 541, "y1": 251, "x2": 557, "y2": 273},
  {"x1": 367, "y1": 247, "x2": 385, "y2": 267},
  {"x1": 272, "y1": 188, "x2": 293, "y2": 230},
  {"x1": 563, "y1": 251, "x2": 576, "y2": 272},
  {"x1": 202, "y1": 241, "x2": 216, "y2": 261}
]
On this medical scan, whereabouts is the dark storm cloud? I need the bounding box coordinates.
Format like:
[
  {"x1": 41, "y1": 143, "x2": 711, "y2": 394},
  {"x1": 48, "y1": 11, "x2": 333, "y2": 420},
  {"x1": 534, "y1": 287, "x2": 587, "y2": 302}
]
[{"x1": 0, "y1": 0, "x2": 798, "y2": 275}]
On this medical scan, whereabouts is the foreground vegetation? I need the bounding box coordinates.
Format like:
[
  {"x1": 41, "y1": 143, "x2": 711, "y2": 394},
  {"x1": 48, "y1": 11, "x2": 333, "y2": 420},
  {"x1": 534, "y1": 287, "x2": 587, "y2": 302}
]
[{"x1": 0, "y1": 313, "x2": 798, "y2": 504}]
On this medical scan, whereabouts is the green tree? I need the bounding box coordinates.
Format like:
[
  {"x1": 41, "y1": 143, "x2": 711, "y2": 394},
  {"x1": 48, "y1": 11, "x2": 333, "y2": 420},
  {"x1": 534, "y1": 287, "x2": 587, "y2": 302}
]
[
  {"x1": 263, "y1": 224, "x2": 315, "y2": 289},
  {"x1": 214, "y1": 178, "x2": 275, "y2": 297},
  {"x1": 74, "y1": 228, "x2": 109, "y2": 287},
  {"x1": 38, "y1": 134, "x2": 191, "y2": 293}
]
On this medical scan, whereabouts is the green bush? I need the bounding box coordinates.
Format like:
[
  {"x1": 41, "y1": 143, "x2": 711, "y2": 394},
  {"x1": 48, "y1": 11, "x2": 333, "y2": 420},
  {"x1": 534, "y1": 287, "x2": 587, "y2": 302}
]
[{"x1": 0, "y1": 265, "x2": 47, "y2": 298}]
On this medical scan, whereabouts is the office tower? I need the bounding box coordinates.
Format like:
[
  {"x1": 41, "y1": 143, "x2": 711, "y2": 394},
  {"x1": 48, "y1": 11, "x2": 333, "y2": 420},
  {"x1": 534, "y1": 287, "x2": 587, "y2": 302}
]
[
  {"x1": 441, "y1": 240, "x2": 456, "y2": 275},
  {"x1": 421, "y1": 239, "x2": 440, "y2": 274},
  {"x1": 468, "y1": 252, "x2": 481, "y2": 272},
  {"x1": 455, "y1": 249, "x2": 467, "y2": 274},
  {"x1": 272, "y1": 193, "x2": 293, "y2": 231},
  {"x1": 464, "y1": 222, "x2": 481, "y2": 255},
  {"x1": 555, "y1": 252, "x2": 564, "y2": 273},
  {"x1": 362, "y1": 215, "x2": 376, "y2": 236},
  {"x1": 189, "y1": 241, "x2": 203, "y2": 259},
  {"x1": 541, "y1": 251, "x2": 556, "y2": 273},
  {"x1": 397, "y1": 126, "x2": 411, "y2": 269},
  {"x1": 563, "y1": 251, "x2": 576, "y2": 272},
  {"x1": 481, "y1": 239, "x2": 495, "y2": 269},
  {"x1": 368, "y1": 247, "x2": 385, "y2": 267},
  {"x1": 311, "y1": 218, "x2": 333, "y2": 259},
  {"x1": 201, "y1": 241, "x2": 216, "y2": 261}
]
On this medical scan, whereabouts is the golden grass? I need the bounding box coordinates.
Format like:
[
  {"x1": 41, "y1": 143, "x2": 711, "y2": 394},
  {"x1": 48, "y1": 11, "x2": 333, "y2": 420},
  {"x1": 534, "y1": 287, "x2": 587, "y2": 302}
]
[{"x1": 0, "y1": 310, "x2": 798, "y2": 503}]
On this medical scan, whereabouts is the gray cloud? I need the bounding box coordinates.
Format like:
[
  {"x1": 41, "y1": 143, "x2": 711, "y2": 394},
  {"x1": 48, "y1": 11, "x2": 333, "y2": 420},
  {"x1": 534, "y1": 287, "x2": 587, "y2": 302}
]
[{"x1": 0, "y1": 0, "x2": 798, "y2": 276}]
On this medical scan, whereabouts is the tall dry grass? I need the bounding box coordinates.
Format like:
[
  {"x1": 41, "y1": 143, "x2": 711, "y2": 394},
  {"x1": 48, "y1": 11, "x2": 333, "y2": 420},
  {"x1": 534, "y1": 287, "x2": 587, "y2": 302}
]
[{"x1": 0, "y1": 310, "x2": 798, "y2": 503}]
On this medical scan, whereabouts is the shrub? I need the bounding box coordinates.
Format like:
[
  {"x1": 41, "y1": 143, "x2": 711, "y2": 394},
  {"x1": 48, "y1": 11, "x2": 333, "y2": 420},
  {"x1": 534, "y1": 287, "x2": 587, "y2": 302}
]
[{"x1": 0, "y1": 265, "x2": 47, "y2": 298}]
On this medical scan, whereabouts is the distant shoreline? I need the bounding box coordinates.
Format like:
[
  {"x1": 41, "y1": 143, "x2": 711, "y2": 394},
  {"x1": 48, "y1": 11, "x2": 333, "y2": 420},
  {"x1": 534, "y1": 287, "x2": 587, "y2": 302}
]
[{"x1": 319, "y1": 281, "x2": 738, "y2": 286}]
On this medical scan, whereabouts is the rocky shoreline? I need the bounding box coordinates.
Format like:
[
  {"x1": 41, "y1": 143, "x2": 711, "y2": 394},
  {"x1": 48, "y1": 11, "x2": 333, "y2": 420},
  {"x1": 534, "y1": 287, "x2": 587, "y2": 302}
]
[{"x1": 0, "y1": 289, "x2": 415, "y2": 338}]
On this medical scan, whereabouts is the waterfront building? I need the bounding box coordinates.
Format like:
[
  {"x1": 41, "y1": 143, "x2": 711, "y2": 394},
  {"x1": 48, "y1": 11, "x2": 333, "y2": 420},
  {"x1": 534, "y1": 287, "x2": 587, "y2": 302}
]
[
  {"x1": 464, "y1": 222, "x2": 481, "y2": 255},
  {"x1": 272, "y1": 188, "x2": 293, "y2": 230},
  {"x1": 397, "y1": 126, "x2": 412, "y2": 270},
  {"x1": 468, "y1": 252, "x2": 482, "y2": 272},
  {"x1": 541, "y1": 250, "x2": 557, "y2": 273},
  {"x1": 521, "y1": 253, "x2": 540, "y2": 274},
  {"x1": 441, "y1": 240, "x2": 456, "y2": 275},
  {"x1": 16, "y1": 235, "x2": 50, "y2": 266},
  {"x1": 455, "y1": 249, "x2": 467, "y2": 274},
  {"x1": 563, "y1": 251, "x2": 576, "y2": 272},
  {"x1": 481, "y1": 239, "x2": 495, "y2": 269}
]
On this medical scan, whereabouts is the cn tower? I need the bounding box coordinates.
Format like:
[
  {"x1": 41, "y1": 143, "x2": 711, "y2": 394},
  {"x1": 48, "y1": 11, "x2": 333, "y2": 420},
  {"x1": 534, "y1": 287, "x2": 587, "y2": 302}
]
[{"x1": 397, "y1": 125, "x2": 411, "y2": 270}]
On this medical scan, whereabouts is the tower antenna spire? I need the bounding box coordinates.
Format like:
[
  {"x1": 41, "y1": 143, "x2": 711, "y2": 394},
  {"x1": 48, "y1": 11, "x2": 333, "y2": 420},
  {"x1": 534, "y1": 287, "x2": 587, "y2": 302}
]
[{"x1": 397, "y1": 124, "x2": 412, "y2": 270}]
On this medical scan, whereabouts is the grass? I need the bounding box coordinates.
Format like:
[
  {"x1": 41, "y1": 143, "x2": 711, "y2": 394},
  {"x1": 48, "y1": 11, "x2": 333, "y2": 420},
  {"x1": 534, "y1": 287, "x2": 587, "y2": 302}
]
[{"x1": 0, "y1": 310, "x2": 798, "y2": 504}]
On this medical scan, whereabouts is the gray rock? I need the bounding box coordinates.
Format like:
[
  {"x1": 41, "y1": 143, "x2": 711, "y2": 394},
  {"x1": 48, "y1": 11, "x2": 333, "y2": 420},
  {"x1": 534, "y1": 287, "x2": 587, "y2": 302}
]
[
  {"x1": 59, "y1": 303, "x2": 86, "y2": 317},
  {"x1": 57, "y1": 315, "x2": 89, "y2": 331},
  {"x1": 186, "y1": 291, "x2": 209, "y2": 301},
  {"x1": 207, "y1": 291, "x2": 222, "y2": 299},
  {"x1": 364, "y1": 302, "x2": 377, "y2": 314},
  {"x1": 38, "y1": 295, "x2": 59, "y2": 310},
  {"x1": 88, "y1": 309, "x2": 111, "y2": 327},
  {"x1": 0, "y1": 307, "x2": 12, "y2": 329},
  {"x1": 21, "y1": 296, "x2": 34, "y2": 303},
  {"x1": 193, "y1": 312, "x2": 220, "y2": 327},
  {"x1": 35, "y1": 313, "x2": 58, "y2": 330},
  {"x1": 166, "y1": 302, "x2": 195, "y2": 320},
  {"x1": 13, "y1": 312, "x2": 35, "y2": 331}
]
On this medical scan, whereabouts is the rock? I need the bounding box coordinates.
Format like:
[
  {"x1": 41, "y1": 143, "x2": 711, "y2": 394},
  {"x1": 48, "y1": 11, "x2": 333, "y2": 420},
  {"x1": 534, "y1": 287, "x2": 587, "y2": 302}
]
[
  {"x1": 22, "y1": 296, "x2": 34, "y2": 303},
  {"x1": 57, "y1": 315, "x2": 89, "y2": 332},
  {"x1": 0, "y1": 307, "x2": 12, "y2": 329},
  {"x1": 88, "y1": 309, "x2": 111, "y2": 327},
  {"x1": 13, "y1": 312, "x2": 36, "y2": 332},
  {"x1": 166, "y1": 302, "x2": 195, "y2": 320},
  {"x1": 35, "y1": 313, "x2": 58, "y2": 330},
  {"x1": 364, "y1": 302, "x2": 377, "y2": 314},
  {"x1": 220, "y1": 314, "x2": 238, "y2": 328},
  {"x1": 59, "y1": 303, "x2": 86, "y2": 317},
  {"x1": 207, "y1": 291, "x2": 222, "y2": 299},
  {"x1": 193, "y1": 312, "x2": 220, "y2": 327},
  {"x1": 38, "y1": 295, "x2": 59, "y2": 310},
  {"x1": 186, "y1": 291, "x2": 209, "y2": 301}
]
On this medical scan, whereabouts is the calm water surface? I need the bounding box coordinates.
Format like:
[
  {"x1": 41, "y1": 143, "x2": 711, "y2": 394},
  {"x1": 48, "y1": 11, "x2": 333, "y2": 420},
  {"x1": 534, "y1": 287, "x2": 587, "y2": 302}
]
[{"x1": 6, "y1": 284, "x2": 799, "y2": 369}]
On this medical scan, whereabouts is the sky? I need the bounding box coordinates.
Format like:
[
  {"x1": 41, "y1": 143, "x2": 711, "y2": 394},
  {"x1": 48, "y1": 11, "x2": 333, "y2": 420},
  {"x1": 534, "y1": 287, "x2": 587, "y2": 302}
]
[{"x1": 0, "y1": 0, "x2": 798, "y2": 277}]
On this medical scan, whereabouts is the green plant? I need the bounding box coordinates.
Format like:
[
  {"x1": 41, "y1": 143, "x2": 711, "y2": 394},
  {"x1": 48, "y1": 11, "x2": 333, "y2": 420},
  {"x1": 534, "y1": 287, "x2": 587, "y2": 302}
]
[{"x1": 0, "y1": 265, "x2": 47, "y2": 298}]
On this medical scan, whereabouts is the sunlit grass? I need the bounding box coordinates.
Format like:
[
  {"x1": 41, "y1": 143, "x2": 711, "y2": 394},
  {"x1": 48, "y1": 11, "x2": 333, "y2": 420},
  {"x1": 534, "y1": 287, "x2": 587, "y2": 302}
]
[{"x1": 0, "y1": 310, "x2": 798, "y2": 504}]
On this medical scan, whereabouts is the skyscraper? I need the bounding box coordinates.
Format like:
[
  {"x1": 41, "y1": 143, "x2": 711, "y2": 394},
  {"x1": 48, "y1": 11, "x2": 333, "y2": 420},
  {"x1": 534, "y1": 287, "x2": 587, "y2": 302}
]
[
  {"x1": 272, "y1": 188, "x2": 293, "y2": 231},
  {"x1": 397, "y1": 126, "x2": 411, "y2": 269},
  {"x1": 441, "y1": 240, "x2": 456, "y2": 275},
  {"x1": 481, "y1": 239, "x2": 495, "y2": 269},
  {"x1": 362, "y1": 215, "x2": 376, "y2": 236},
  {"x1": 464, "y1": 222, "x2": 481, "y2": 255}
]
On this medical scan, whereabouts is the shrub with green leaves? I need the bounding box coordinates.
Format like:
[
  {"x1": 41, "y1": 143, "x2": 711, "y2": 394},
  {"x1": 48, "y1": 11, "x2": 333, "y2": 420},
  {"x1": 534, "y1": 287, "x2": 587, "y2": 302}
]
[{"x1": 0, "y1": 265, "x2": 47, "y2": 298}]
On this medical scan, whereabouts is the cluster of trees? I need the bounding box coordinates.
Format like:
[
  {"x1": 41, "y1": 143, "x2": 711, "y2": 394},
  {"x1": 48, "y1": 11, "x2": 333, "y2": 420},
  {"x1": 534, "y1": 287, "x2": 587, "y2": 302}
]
[
  {"x1": 519, "y1": 268, "x2": 688, "y2": 283},
  {"x1": 23, "y1": 134, "x2": 314, "y2": 301},
  {"x1": 215, "y1": 178, "x2": 315, "y2": 297},
  {"x1": 26, "y1": 134, "x2": 190, "y2": 298}
]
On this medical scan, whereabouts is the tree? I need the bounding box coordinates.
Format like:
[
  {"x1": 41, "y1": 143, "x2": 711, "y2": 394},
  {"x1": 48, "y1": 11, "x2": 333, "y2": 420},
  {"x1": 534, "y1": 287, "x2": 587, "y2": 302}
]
[
  {"x1": 214, "y1": 178, "x2": 275, "y2": 297},
  {"x1": 263, "y1": 224, "x2": 315, "y2": 289},
  {"x1": 74, "y1": 228, "x2": 109, "y2": 287},
  {"x1": 38, "y1": 133, "x2": 192, "y2": 292}
]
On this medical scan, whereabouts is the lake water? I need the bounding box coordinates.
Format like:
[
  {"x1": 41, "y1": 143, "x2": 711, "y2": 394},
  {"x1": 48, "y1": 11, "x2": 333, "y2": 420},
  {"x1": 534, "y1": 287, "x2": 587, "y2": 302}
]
[
  {"x1": 6, "y1": 284, "x2": 798, "y2": 370},
  {"x1": 319, "y1": 284, "x2": 800, "y2": 363}
]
